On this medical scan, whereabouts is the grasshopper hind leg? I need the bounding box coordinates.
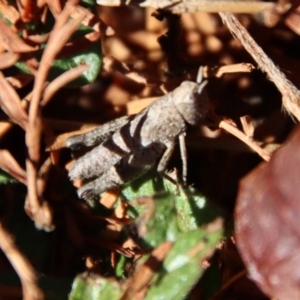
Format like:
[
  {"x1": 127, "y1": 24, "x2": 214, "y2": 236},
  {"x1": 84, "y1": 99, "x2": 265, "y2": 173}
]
[{"x1": 78, "y1": 156, "x2": 155, "y2": 200}]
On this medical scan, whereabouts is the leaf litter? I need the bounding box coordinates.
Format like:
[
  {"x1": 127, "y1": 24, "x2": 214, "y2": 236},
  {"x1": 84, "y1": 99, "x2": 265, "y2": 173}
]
[{"x1": 0, "y1": 0, "x2": 299, "y2": 299}]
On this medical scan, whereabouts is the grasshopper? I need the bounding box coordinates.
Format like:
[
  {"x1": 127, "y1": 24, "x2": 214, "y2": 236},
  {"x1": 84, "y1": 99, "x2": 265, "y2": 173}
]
[{"x1": 67, "y1": 67, "x2": 208, "y2": 200}]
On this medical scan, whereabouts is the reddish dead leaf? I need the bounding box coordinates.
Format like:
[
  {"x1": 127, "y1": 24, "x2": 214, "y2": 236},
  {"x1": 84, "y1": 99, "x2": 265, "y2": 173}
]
[
  {"x1": 0, "y1": 149, "x2": 26, "y2": 184},
  {"x1": 235, "y1": 124, "x2": 300, "y2": 300},
  {"x1": 0, "y1": 71, "x2": 28, "y2": 129}
]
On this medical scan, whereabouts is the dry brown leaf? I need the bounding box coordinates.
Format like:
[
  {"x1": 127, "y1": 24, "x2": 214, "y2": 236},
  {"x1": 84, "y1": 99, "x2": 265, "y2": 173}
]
[
  {"x1": 126, "y1": 97, "x2": 157, "y2": 115},
  {"x1": 46, "y1": 125, "x2": 98, "y2": 151}
]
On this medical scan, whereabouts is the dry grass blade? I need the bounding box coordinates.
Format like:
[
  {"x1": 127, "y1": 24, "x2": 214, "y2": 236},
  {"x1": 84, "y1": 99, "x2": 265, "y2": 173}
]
[
  {"x1": 211, "y1": 269, "x2": 247, "y2": 299},
  {"x1": 25, "y1": 33, "x2": 49, "y2": 44},
  {"x1": 0, "y1": 71, "x2": 28, "y2": 130},
  {"x1": 42, "y1": 64, "x2": 89, "y2": 106},
  {"x1": 121, "y1": 241, "x2": 173, "y2": 300},
  {"x1": 0, "y1": 223, "x2": 43, "y2": 300},
  {"x1": 219, "y1": 12, "x2": 300, "y2": 121},
  {"x1": 219, "y1": 118, "x2": 271, "y2": 161},
  {"x1": 28, "y1": 4, "x2": 86, "y2": 129},
  {"x1": 0, "y1": 18, "x2": 38, "y2": 53},
  {"x1": 28, "y1": 3, "x2": 86, "y2": 130},
  {"x1": 0, "y1": 52, "x2": 20, "y2": 69},
  {"x1": 46, "y1": 0, "x2": 66, "y2": 17},
  {"x1": 0, "y1": 149, "x2": 27, "y2": 184}
]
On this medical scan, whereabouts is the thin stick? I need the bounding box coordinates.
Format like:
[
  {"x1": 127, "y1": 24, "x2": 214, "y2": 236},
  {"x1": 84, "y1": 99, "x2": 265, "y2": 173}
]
[
  {"x1": 219, "y1": 119, "x2": 271, "y2": 161},
  {"x1": 97, "y1": 0, "x2": 275, "y2": 14},
  {"x1": 203, "y1": 63, "x2": 254, "y2": 78},
  {"x1": 219, "y1": 12, "x2": 300, "y2": 121},
  {"x1": 211, "y1": 269, "x2": 247, "y2": 299}
]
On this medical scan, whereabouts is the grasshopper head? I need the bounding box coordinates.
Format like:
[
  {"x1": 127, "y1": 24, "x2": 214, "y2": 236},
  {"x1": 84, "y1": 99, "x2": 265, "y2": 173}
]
[{"x1": 173, "y1": 67, "x2": 209, "y2": 126}]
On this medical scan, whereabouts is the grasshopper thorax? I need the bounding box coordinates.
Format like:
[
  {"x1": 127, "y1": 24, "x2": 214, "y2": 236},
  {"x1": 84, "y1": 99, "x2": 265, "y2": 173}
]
[{"x1": 173, "y1": 69, "x2": 209, "y2": 126}]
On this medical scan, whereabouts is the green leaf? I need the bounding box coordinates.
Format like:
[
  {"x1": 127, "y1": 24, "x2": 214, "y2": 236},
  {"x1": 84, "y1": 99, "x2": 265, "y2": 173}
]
[
  {"x1": 121, "y1": 173, "x2": 223, "y2": 248},
  {"x1": 135, "y1": 191, "x2": 181, "y2": 249},
  {"x1": 70, "y1": 173, "x2": 224, "y2": 300},
  {"x1": 2, "y1": 1, "x2": 102, "y2": 87},
  {"x1": 49, "y1": 40, "x2": 102, "y2": 87},
  {"x1": 69, "y1": 273, "x2": 123, "y2": 300},
  {"x1": 120, "y1": 173, "x2": 224, "y2": 299},
  {"x1": 165, "y1": 180, "x2": 224, "y2": 232},
  {"x1": 0, "y1": 169, "x2": 17, "y2": 184},
  {"x1": 115, "y1": 255, "x2": 127, "y2": 279},
  {"x1": 121, "y1": 171, "x2": 164, "y2": 201},
  {"x1": 145, "y1": 224, "x2": 223, "y2": 300}
]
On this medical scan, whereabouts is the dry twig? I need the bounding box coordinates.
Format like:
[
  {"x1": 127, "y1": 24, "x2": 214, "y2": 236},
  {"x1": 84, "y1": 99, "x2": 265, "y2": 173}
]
[
  {"x1": 219, "y1": 12, "x2": 300, "y2": 121},
  {"x1": 121, "y1": 241, "x2": 173, "y2": 300},
  {"x1": 219, "y1": 118, "x2": 271, "y2": 161},
  {"x1": 25, "y1": 0, "x2": 87, "y2": 229},
  {"x1": 97, "y1": 0, "x2": 275, "y2": 14},
  {"x1": 0, "y1": 223, "x2": 43, "y2": 300}
]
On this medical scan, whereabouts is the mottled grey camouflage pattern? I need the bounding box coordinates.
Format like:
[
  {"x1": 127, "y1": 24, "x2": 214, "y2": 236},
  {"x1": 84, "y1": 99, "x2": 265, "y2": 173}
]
[{"x1": 67, "y1": 67, "x2": 209, "y2": 200}]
